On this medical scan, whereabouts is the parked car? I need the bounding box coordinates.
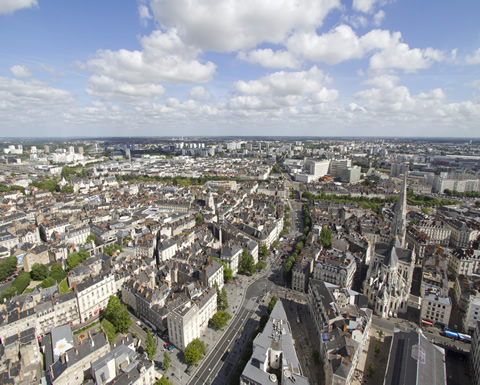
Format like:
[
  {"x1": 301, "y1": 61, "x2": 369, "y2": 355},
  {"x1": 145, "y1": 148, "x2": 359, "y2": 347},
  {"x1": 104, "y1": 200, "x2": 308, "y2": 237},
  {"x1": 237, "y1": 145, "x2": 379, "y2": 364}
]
[
  {"x1": 167, "y1": 344, "x2": 175, "y2": 351},
  {"x1": 164, "y1": 342, "x2": 170, "y2": 348}
]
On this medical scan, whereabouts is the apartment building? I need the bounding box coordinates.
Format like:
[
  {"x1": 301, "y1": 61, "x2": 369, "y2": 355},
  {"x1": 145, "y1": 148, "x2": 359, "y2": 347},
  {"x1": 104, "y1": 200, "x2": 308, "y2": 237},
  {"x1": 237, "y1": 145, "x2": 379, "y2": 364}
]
[
  {"x1": 74, "y1": 273, "x2": 116, "y2": 323},
  {"x1": 307, "y1": 280, "x2": 372, "y2": 385},
  {"x1": 167, "y1": 287, "x2": 217, "y2": 351},
  {"x1": 448, "y1": 248, "x2": 480, "y2": 277},
  {"x1": 313, "y1": 250, "x2": 357, "y2": 290}
]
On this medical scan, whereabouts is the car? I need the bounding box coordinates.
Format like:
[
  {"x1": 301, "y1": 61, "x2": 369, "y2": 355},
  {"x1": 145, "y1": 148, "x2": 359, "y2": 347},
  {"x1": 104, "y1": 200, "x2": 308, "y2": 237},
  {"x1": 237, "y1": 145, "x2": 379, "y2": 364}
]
[
  {"x1": 167, "y1": 344, "x2": 175, "y2": 351},
  {"x1": 185, "y1": 369, "x2": 191, "y2": 376},
  {"x1": 164, "y1": 342, "x2": 170, "y2": 348},
  {"x1": 136, "y1": 321, "x2": 141, "y2": 326}
]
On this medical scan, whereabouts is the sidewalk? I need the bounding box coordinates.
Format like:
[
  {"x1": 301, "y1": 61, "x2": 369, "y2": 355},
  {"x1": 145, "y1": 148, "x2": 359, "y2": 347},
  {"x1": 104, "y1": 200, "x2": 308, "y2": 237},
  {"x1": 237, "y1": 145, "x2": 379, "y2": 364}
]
[{"x1": 158, "y1": 262, "x2": 272, "y2": 385}]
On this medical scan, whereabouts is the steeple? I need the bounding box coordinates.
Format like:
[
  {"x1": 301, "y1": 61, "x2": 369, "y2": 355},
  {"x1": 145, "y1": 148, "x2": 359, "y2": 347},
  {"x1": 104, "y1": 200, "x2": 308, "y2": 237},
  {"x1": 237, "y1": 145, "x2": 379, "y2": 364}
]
[{"x1": 393, "y1": 170, "x2": 408, "y2": 247}]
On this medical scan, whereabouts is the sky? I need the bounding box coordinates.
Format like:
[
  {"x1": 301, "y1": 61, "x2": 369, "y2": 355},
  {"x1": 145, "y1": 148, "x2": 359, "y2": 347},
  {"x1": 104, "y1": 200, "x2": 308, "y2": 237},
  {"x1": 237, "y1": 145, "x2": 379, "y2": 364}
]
[{"x1": 1, "y1": 0, "x2": 480, "y2": 138}]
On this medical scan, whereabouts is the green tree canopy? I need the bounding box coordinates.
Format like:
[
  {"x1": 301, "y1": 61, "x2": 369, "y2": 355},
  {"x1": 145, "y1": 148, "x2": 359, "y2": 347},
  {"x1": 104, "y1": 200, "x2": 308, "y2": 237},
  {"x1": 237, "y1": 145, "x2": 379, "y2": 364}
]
[
  {"x1": 146, "y1": 330, "x2": 157, "y2": 360},
  {"x1": 155, "y1": 377, "x2": 173, "y2": 385},
  {"x1": 104, "y1": 243, "x2": 123, "y2": 256},
  {"x1": 267, "y1": 296, "x2": 279, "y2": 314},
  {"x1": 195, "y1": 213, "x2": 203, "y2": 226},
  {"x1": 239, "y1": 249, "x2": 256, "y2": 275},
  {"x1": 41, "y1": 276, "x2": 56, "y2": 289},
  {"x1": 162, "y1": 351, "x2": 171, "y2": 370},
  {"x1": 320, "y1": 227, "x2": 332, "y2": 248},
  {"x1": 260, "y1": 244, "x2": 269, "y2": 258},
  {"x1": 104, "y1": 295, "x2": 132, "y2": 333},
  {"x1": 216, "y1": 283, "x2": 229, "y2": 311},
  {"x1": 102, "y1": 318, "x2": 116, "y2": 343},
  {"x1": 211, "y1": 310, "x2": 231, "y2": 329},
  {"x1": 256, "y1": 261, "x2": 266, "y2": 271},
  {"x1": 0, "y1": 256, "x2": 18, "y2": 281},
  {"x1": 30, "y1": 263, "x2": 49, "y2": 281},
  {"x1": 184, "y1": 338, "x2": 206, "y2": 365}
]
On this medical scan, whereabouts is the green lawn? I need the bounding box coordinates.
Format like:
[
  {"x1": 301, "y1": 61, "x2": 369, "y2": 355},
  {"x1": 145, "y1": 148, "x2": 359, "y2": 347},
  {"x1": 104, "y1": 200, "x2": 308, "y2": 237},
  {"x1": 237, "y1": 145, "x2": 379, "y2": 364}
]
[{"x1": 59, "y1": 280, "x2": 70, "y2": 293}]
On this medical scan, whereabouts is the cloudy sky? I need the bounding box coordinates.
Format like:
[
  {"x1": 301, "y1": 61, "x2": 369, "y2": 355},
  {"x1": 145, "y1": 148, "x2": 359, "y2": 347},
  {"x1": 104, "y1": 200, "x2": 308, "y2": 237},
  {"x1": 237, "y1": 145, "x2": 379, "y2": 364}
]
[{"x1": 1, "y1": 0, "x2": 480, "y2": 138}]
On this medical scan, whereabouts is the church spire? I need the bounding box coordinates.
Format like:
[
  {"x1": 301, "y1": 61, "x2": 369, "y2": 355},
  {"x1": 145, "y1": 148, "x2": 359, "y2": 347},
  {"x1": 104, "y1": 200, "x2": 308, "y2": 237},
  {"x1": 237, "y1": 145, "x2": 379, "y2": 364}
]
[{"x1": 393, "y1": 170, "x2": 408, "y2": 247}]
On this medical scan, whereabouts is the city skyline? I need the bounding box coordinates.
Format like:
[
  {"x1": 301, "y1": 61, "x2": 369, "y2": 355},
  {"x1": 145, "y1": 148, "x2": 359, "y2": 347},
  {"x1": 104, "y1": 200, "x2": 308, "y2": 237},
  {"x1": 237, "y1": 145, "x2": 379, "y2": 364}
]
[{"x1": 1, "y1": 0, "x2": 480, "y2": 138}]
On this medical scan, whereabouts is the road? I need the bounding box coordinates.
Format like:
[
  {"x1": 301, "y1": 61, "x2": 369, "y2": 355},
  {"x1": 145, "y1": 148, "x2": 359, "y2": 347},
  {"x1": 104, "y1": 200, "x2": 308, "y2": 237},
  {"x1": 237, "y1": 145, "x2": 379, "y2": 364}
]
[
  {"x1": 371, "y1": 315, "x2": 470, "y2": 353},
  {"x1": 188, "y1": 305, "x2": 257, "y2": 385}
]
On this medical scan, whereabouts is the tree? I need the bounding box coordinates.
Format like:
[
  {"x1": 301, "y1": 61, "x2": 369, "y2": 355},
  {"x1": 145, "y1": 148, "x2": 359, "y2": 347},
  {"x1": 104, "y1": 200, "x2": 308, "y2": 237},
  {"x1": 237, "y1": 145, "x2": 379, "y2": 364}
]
[
  {"x1": 146, "y1": 330, "x2": 157, "y2": 360},
  {"x1": 0, "y1": 256, "x2": 18, "y2": 281},
  {"x1": 216, "y1": 283, "x2": 229, "y2": 311},
  {"x1": 211, "y1": 310, "x2": 231, "y2": 329},
  {"x1": 284, "y1": 220, "x2": 291, "y2": 227},
  {"x1": 155, "y1": 377, "x2": 173, "y2": 385},
  {"x1": 61, "y1": 185, "x2": 74, "y2": 193},
  {"x1": 104, "y1": 243, "x2": 123, "y2": 256},
  {"x1": 86, "y1": 234, "x2": 95, "y2": 243},
  {"x1": 239, "y1": 249, "x2": 255, "y2": 275},
  {"x1": 224, "y1": 267, "x2": 233, "y2": 282},
  {"x1": 162, "y1": 351, "x2": 171, "y2": 370},
  {"x1": 30, "y1": 263, "x2": 49, "y2": 281},
  {"x1": 374, "y1": 342, "x2": 380, "y2": 357},
  {"x1": 320, "y1": 227, "x2": 332, "y2": 248},
  {"x1": 41, "y1": 277, "x2": 56, "y2": 288},
  {"x1": 104, "y1": 296, "x2": 132, "y2": 333},
  {"x1": 267, "y1": 296, "x2": 279, "y2": 314},
  {"x1": 312, "y1": 349, "x2": 320, "y2": 363},
  {"x1": 195, "y1": 213, "x2": 203, "y2": 226},
  {"x1": 271, "y1": 240, "x2": 280, "y2": 250},
  {"x1": 102, "y1": 318, "x2": 116, "y2": 343},
  {"x1": 50, "y1": 262, "x2": 67, "y2": 282},
  {"x1": 260, "y1": 244, "x2": 269, "y2": 259},
  {"x1": 256, "y1": 261, "x2": 266, "y2": 271},
  {"x1": 185, "y1": 338, "x2": 206, "y2": 365},
  {"x1": 368, "y1": 362, "x2": 376, "y2": 376}
]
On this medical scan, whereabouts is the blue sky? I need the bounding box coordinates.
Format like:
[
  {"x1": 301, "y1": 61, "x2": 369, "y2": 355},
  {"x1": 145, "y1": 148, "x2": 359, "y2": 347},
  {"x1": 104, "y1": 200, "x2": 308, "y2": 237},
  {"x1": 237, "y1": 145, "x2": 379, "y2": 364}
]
[{"x1": 1, "y1": 0, "x2": 479, "y2": 138}]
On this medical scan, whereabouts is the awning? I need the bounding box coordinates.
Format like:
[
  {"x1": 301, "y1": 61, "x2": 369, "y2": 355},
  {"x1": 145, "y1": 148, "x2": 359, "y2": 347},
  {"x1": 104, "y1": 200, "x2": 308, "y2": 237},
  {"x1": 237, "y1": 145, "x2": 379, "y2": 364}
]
[{"x1": 421, "y1": 319, "x2": 433, "y2": 326}]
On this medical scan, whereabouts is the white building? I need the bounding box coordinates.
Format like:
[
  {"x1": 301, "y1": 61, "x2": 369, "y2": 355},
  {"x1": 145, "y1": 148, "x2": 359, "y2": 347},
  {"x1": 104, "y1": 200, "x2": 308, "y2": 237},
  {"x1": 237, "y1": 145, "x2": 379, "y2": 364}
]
[
  {"x1": 74, "y1": 273, "x2": 116, "y2": 323},
  {"x1": 313, "y1": 250, "x2": 357, "y2": 289},
  {"x1": 167, "y1": 287, "x2": 216, "y2": 351}
]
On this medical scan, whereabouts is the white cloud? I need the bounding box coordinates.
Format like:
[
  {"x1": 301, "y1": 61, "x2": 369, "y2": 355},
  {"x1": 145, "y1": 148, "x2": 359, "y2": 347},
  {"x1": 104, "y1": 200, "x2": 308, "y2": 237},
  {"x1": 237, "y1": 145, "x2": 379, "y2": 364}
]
[
  {"x1": 138, "y1": 4, "x2": 152, "y2": 27},
  {"x1": 0, "y1": 78, "x2": 74, "y2": 105},
  {"x1": 149, "y1": 0, "x2": 340, "y2": 51},
  {"x1": 237, "y1": 49, "x2": 300, "y2": 69},
  {"x1": 0, "y1": 0, "x2": 37, "y2": 15},
  {"x1": 187, "y1": 86, "x2": 211, "y2": 101},
  {"x1": 287, "y1": 25, "x2": 444, "y2": 72},
  {"x1": 369, "y1": 40, "x2": 444, "y2": 73},
  {"x1": 352, "y1": 0, "x2": 378, "y2": 13},
  {"x1": 466, "y1": 48, "x2": 480, "y2": 65},
  {"x1": 471, "y1": 80, "x2": 480, "y2": 90},
  {"x1": 37, "y1": 63, "x2": 65, "y2": 77},
  {"x1": 86, "y1": 28, "x2": 216, "y2": 101},
  {"x1": 233, "y1": 66, "x2": 338, "y2": 108},
  {"x1": 373, "y1": 10, "x2": 385, "y2": 26},
  {"x1": 287, "y1": 25, "x2": 364, "y2": 65},
  {"x1": 86, "y1": 75, "x2": 165, "y2": 101},
  {"x1": 9, "y1": 65, "x2": 32, "y2": 78}
]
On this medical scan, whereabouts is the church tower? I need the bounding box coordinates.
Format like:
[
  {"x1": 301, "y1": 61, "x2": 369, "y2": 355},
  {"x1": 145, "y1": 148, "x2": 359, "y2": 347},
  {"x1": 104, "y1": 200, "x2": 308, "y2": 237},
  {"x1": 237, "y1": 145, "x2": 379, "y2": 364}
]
[{"x1": 393, "y1": 170, "x2": 408, "y2": 247}]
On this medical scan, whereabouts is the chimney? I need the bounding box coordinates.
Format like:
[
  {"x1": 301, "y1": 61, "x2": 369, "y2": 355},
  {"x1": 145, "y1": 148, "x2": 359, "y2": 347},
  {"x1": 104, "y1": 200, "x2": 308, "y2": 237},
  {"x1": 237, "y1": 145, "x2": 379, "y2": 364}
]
[{"x1": 346, "y1": 313, "x2": 350, "y2": 319}]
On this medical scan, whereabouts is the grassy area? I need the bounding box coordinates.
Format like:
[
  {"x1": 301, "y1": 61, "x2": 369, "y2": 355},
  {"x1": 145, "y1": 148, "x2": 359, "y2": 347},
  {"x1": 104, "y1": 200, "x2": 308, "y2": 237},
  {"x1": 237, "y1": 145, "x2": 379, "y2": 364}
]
[
  {"x1": 73, "y1": 319, "x2": 101, "y2": 335},
  {"x1": 59, "y1": 280, "x2": 70, "y2": 293},
  {"x1": 24, "y1": 288, "x2": 34, "y2": 294}
]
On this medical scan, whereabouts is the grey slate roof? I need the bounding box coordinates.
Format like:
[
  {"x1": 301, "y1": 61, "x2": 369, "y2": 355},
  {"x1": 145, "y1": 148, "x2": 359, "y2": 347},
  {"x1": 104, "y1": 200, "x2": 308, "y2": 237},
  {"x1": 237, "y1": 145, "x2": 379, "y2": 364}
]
[{"x1": 384, "y1": 328, "x2": 446, "y2": 385}]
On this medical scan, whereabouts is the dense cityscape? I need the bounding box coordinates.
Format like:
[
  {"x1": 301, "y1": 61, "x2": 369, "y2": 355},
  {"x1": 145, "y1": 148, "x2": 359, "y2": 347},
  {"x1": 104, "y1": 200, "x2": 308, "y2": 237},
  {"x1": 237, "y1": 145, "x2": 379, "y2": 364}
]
[
  {"x1": 0, "y1": 137, "x2": 479, "y2": 385},
  {"x1": 2, "y1": 0, "x2": 480, "y2": 384}
]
